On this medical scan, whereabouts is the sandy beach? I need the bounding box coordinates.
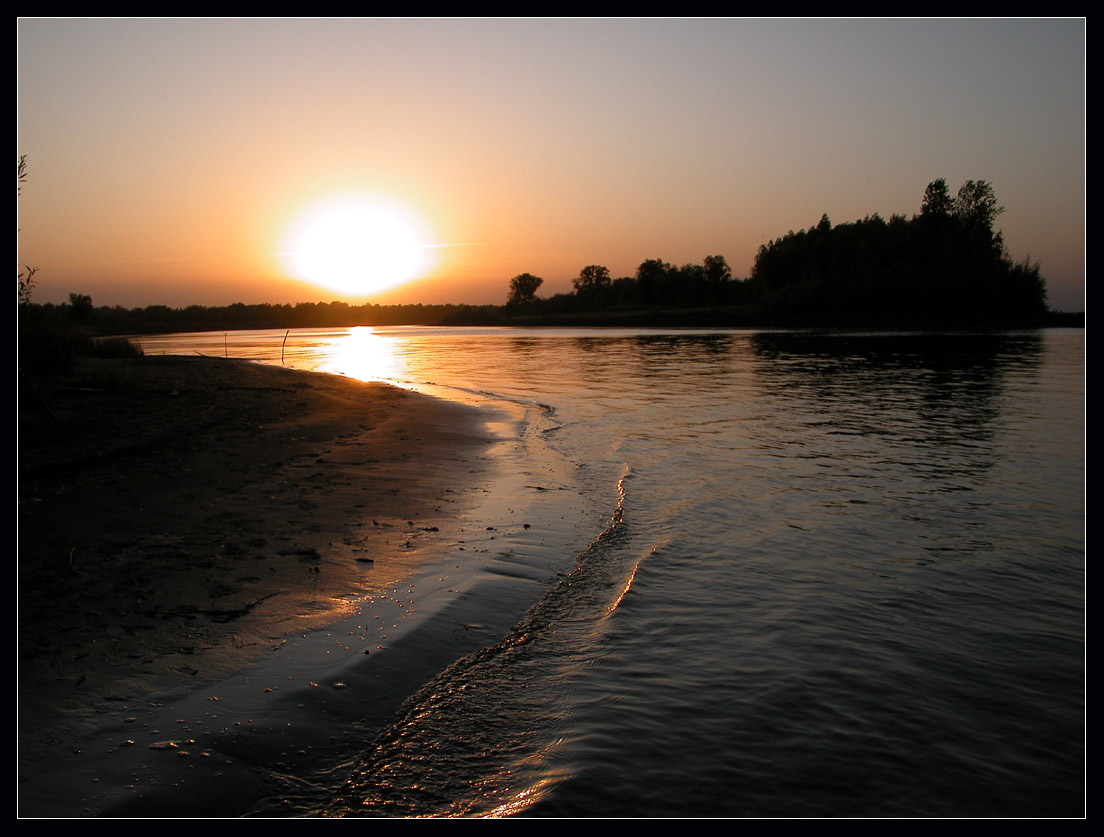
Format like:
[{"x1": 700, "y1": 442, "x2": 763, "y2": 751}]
[{"x1": 18, "y1": 355, "x2": 509, "y2": 814}]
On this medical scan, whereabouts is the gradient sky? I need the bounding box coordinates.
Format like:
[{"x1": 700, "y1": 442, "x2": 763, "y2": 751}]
[{"x1": 17, "y1": 18, "x2": 1085, "y2": 311}]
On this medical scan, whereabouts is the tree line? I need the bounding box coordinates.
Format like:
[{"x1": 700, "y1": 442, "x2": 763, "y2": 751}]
[
  {"x1": 745, "y1": 179, "x2": 1047, "y2": 321},
  {"x1": 19, "y1": 178, "x2": 1055, "y2": 343},
  {"x1": 505, "y1": 254, "x2": 752, "y2": 317},
  {"x1": 19, "y1": 298, "x2": 506, "y2": 334},
  {"x1": 505, "y1": 179, "x2": 1048, "y2": 324}
]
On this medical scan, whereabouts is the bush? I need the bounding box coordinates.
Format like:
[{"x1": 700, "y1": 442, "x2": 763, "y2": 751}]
[
  {"x1": 84, "y1": 335, "x2": 145, "y2": 359},
  {"x1": 18, "y1": 324, "x2": 144, "y2": 376}
]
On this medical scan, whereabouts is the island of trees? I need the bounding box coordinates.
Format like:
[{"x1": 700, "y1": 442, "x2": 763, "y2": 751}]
[
  {"x1": 20, "y1": 179, "x2": 1070, "y2": 360},
  {"x1": 746, "y1": 179, "x2": 1048, "y2": 322},
  {"x1": 498, "y1": 179, "x2": 1052, "y2": 326}
]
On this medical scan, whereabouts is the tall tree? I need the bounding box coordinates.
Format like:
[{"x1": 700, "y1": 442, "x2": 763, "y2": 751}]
[
  {"x1": 68, "y1": 293, "x2": 93, "y2": 323},
  {"x1": 702, "y1": 255, "x2": 733, "y2": 285},
  {"x1": 635, "y1": 258, "x2": 672, "y2": 306},
  {"x1": 506, "y1": 272, "x2": 543, "y2": 306},
  {"x1": 920, "y1": 178, "x2": 954, "y2": 218},
  {"x1": 954, "y1": 180, "x2": 1004, "y2": 237},
  {"x1": 573, "y1": 265, "x2": 611, "y2": 294}
]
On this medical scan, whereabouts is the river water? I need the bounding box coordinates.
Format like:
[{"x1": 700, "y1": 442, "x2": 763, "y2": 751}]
[{"x1": 136, "y1": 326, "x2": 1084, "y2": 817}]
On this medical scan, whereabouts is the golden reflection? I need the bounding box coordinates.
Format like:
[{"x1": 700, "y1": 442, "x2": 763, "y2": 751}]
[
  {"x1": 480, "y1": 778, "x2": 559, "y2": 818},
  {"x1": 470, "y1": 738, "x2": 572, "y2": 818},
  {"x1": 607, "y1": 559, "x2": 640, "y2": 616},
  {"x1": 317, "y1": 326, "x2": 402, "y2": 383}
]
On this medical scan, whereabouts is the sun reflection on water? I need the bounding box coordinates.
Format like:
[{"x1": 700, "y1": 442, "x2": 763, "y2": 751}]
[{"x1": 316, "y1": 326, "x2": 403, "y2": 383}]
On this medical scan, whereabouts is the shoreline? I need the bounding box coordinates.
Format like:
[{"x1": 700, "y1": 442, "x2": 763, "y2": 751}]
[
  {"x1": 18, "y1": 356, "x2": 505, "y2": 813},
  {"x1": 19, "y1": 354, "x2": 597, "y2": 817}
]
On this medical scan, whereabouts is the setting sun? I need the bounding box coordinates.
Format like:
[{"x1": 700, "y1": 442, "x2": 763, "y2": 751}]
[{"x1": 279, "y1": 194, "x2": 435, "y2": 297}]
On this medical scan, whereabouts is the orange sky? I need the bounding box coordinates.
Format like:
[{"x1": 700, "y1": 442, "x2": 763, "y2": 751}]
[{"x1": 17, "y1": 18, "x2": 1086, "y2": 311}]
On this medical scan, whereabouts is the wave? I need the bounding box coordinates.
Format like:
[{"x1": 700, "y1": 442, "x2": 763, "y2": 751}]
[{"x1": 317, "y1": 467, "x2": 658, "y2": 818}]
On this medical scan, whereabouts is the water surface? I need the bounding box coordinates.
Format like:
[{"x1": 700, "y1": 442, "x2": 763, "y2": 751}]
[{"x1": 140, "y1": 326, "x2": 1084, "y2": 817}]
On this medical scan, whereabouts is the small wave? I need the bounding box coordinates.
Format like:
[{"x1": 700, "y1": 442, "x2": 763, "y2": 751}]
[{"x1": 322, "y1": 465, "x2": 655, "y2": 818}]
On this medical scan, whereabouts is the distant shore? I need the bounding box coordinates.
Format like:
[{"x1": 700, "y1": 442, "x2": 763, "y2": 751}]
[
  {"x1": 18, "y1": 356, "x2": 496, "y2": 755},
  {"x1": 18, "y1": 298, "x2": 1083, "y2": 342}
]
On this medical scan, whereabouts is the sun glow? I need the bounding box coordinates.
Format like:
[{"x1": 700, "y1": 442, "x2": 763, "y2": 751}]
[
  {"x1": 279, "y1": 195, "x2": 435, "y2": 297},
  {"x1": 317, "y1": 326, "x2": 402, "y2": 383}
]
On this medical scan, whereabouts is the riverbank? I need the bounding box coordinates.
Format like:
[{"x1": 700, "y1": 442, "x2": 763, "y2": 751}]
[{"x1": 18, "y1": 356, "x2": 500, "y2": 804}]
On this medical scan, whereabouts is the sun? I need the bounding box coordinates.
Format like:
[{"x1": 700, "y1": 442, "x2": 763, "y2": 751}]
[{"x1": 279, "y1": 195, "x2": 435, "y2": 297}]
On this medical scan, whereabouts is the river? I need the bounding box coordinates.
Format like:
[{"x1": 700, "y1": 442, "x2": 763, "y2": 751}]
[{"x1": 133, "y1": 326, "x2": 1084, "y2": 817}]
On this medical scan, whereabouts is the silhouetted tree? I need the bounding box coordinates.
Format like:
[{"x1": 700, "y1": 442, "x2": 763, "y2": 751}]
[
  {"x1": 954, "y1": 179, "x2": 1002, "y2": 225},
  {"x1": 506, "y1": 272, "x2": 543, "y2": 307},
  {"x1": 573, "y1": 264, "x2": 611, "y2": 293},
  {"x1": 636, "y1": 259, "x2": 672, "y2": 282},
  {"x1": 954, "y1": 179, "x2": 1004, "y2": 245},
  {"x1": 635, "y1": 259, "x2": 666, "y2": 309},
  {"x1": 670, "y1": 262, "x2": 708, "y2": 306},
  {"x1": 920, "y1": 178, "x2": 954, "y2": 219},
  {"x1": 702, "y1": 255, "x2": 733, "y2": 302},
  {"x1": 635, "y1": 258, "x2": 673, "y2": 306},
  {"x1": 68, "y1": 293, "x2": 93, "y2": 323}
]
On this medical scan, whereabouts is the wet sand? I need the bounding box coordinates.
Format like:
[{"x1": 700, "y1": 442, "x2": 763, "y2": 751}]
[{"x1": 18, "y1": 355, "x2": 504, "y2": 813}]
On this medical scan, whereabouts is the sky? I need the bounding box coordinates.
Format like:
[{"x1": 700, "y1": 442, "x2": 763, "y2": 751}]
[{"x1": 17, "y1": 18, "x2": 1086, "y2": 312}]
